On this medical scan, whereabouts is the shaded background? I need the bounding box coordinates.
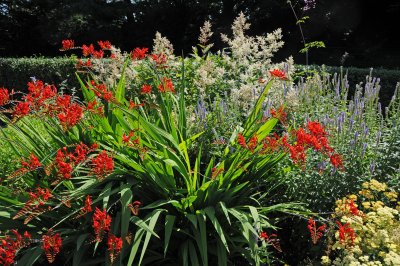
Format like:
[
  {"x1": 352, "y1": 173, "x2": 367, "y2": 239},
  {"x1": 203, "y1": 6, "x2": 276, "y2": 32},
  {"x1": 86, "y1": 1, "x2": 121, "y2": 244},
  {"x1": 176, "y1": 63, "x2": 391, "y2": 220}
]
[{"x1": 0, "y1": 0, "x2": 399, "y2": 68}]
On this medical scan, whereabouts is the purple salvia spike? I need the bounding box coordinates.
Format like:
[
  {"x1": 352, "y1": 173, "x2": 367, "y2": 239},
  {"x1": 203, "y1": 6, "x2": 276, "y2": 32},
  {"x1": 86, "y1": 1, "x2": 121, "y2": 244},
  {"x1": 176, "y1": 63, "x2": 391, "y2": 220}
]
[
  {"x1": 376, "y1": 131, "x2": 382, "y2": 145},
  {"x1": 349, "y1": 140, "x2": 355, "y2": 147},
  {"x1": 364, "y1": 126, "x2": 369, "y2": 136},
  {"x1": 361, "y1": 143, "x2": 368, "y2": 157},
  {"x1": 349, "y1": 118, "x2": 355, "y2": 131},
  {"x1": 369, "y1": 162, "x2": 376, "y2": 174}
]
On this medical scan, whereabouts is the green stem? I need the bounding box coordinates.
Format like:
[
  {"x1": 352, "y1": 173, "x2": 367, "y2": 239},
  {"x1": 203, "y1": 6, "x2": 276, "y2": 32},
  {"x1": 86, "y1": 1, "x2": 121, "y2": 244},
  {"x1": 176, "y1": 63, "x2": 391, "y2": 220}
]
[{"x1": 287, "y1": 0, "x2": 309, "y2": 66}]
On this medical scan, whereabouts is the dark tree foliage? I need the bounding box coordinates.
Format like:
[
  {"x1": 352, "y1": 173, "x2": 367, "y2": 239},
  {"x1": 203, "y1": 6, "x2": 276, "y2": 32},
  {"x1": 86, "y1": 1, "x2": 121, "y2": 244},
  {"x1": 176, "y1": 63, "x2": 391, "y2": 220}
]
[{"x1": 0, "y1": 0, "x2": 399, "y2": 67}]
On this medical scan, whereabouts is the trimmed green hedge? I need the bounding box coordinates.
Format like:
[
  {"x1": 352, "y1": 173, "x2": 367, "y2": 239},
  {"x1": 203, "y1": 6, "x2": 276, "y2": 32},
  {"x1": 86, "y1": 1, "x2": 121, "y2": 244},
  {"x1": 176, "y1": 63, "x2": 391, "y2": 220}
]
[
  {"x1": 1, "y1": 58, "x2": 399, "y2": 106},
  {"x1": 0, "y1": 57, "x2": 78, "y2": 91},
  {"x1": 297, "y1": 65, "x2": 400, "y2": 107}
]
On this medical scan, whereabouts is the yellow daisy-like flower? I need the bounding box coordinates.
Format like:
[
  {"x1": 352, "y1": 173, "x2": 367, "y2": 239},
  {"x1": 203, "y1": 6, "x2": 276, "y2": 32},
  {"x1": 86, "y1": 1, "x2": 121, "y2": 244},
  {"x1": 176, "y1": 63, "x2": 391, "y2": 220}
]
[
  {"x1": 321, "y1": 256, "x2": 331, "y2": 265},
  {"x1": 359, "y1": 189, "x2": 374, "y2": 199},
  {"x1": 348, "y1": 194, "x2": 358, "y2": 201},
  {"x1": 371, "y1": 201, "x2": 385, "y2": 210},
  {"x1": 384, "y1": 191, "x2": 398, "y2": 201},
  {"x1": 369, "y1": 179, "x2": 387, "y2": 192},
  {"x1": 362, "y1": 201, "x2": 371, "y2": 209}
]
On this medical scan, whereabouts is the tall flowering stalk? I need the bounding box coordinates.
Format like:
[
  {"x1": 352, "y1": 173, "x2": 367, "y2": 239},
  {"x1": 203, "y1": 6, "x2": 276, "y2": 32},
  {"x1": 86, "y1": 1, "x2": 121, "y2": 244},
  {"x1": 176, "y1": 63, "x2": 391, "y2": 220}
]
[
  {"x1": 92, "y1": 208, "x2": 112, "y2": 242},
  {"x1": 107, "y1": 234, "x2": 122, "y2": 263},
  {"x1": 90, "y1": 151, "x2": 114, "y2": 180},
  {"x1": 42, "y1": 231, "x2": 62, "y2": 263},
  {"x1": 307, "y1": 217, "x2": 326, "y2": 244}
]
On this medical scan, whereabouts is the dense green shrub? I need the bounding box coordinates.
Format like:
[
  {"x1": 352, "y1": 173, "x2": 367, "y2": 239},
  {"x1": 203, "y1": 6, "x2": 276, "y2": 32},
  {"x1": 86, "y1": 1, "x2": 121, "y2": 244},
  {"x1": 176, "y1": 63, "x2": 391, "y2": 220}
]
[{"x1": 0, "y1": 57, "x2": 78, "y2": 92}]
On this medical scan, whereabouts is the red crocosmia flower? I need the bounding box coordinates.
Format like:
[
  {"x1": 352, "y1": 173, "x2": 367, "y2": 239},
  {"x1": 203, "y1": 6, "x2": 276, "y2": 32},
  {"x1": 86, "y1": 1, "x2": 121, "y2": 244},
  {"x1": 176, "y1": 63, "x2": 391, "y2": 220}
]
[
  {"x1": 89, "y1": 81, "x2": 114, "y2": 102},
  {"x1": 87, "y1": 99, "x2": 103, "y2": 115},
  {"x1": 129, "y1": 101, "x2": 145, "y2": 109},
  {"x1": 87, "y1": 100, "x2": 97, "y2": 111},
  {"x1": 338, "y1": 199, "x2": 359, "y2": 216},
  {"x1": 0, "y1": 229, "x2": 32, "y2": 266},
  {"x1": 21, "y1": 153, "x2": 42, "y2": 170},
  {"x1": 61, "y1": 39, "x2": 75, "y2": 50},
  {"x1": 13, "y1": 102, "x2": 30, "y2": 117},
  {"x1": 86, "y1": 59, "x2": 93, "y2": 67},
  {"x1": 92, "y1": 207, "x2": 112, "y2": 242},
  {"x1": 259, "y1": 231, "x2": 268, "y2": 241},
  {"x1": 237, "y1": 133, "x2": 247, "y2": 149},
  {"x1": 132, "y1": 137, "x2": 140, "y2": 146},
  {"x1": 347, "y1": 200, "x2": 359, "y2": 216},
  {"x1": 270, "y1": 106, "x2": 287, "y2": 124},
  {"x1": 74, "y1": 194, "x2": 93, "y2": 219},
  {"x1": 55, "y1": 148, "x2": 73, "y2": 179},
  {"x1": 122, "y1": 131, "x2": 134, "y2": 143},
  {"x1": 259, "y1": 231, "x2": 282, "y2": 252},
  {"x1": 330, "y1": 153, "x2": 344, "y2": 170},
  {"x1": 336, "y1": 221, "x2": 356, "y2": 248},
  {"x1": 57, "y1": 103, "x2": 84, "y2": 130},
  {"x1": 0, "y1": 87, "x2": 10, "y2": 106},
  {"x1": 128, "y1": 201, "x2": 142, "y2": 216},
  {"x1": 72, "y1": 142, "x2": 91, "y2": 164},
  {"x1": 92, "y1": 50, "x2": 104, "y2": 59},
  {"x1": 131, "y1": 47, "x2": 149, "y2": 60},
  {"x1": 122, "y1": 131, "x2": 141, "y2": 147},
  {"x1": 307, "y1": 121, "x2": 327, "y2": 137},
  {"x1": 90, "y1": 143, "x2": 99, "y2": 150},
  {"x1": 247, "y1": 133, "x2": 258, "y2": 151},
  {"x1": 76, "y1": 59, "x2": 92, "y2": 68},
  {"x1": 211, "y1": 167, "x2": 224, "y2": 179},
  {"x1": 56, "y1": 95, "x2": 71, "y2": 109},
  {"x1": 82, "y1": 44, "x2": 95, "y2": 57},
  {"x1": 307, "y1": 217, "x2": 326, "y2": 244},
  {"x1": 53, "y1": 143, "x2": 93, "y2": 180},
  {"x1": 91, "y1": 151, "x2": 114, "y2": 180},
  {"x1": 158, "y1": 77, "x2": 175, "y2": 93},
  {"x1": 23, "y1": 231, "x2": 31, "y2": 240},
  {"x1": 262, "y1": 136, "x2": 277, "y2": 153},
  {"x1": 42, "y1": 231, "x2": 62, "y2": 264},
  {"x1": 141, "y1": 84, "x2": 152, "y2": 94},
  {"x1": 98, "y1": 40, "x2": 112, "y2": 50},
  {"x1": 281, "y1": 121, "x2": 343, "y2": 168},
  {"x1": 287, "y1": 144, "x2": 306, "y2": 165},
  {"x1": 107, "y1": 234, "x2": 122, "y2": 263},
  {"x1": 102, "y1": 90, "x2": 113, "y2": 101},
  {"x1": 269, "y1": 69, "x2": 288, "y2": 80},
  {"x1": 83, "y1": 195, "x2": 92, "y2": 213},
  {"x1": 13, "y1": 187, "x2": 52, "y2": 223},
  {"x1": 151, "y1": 53, "x2": 167, "y2": 66},
  {"x1": 25, "y1": 80, "x2": 57, "y2": 110}
]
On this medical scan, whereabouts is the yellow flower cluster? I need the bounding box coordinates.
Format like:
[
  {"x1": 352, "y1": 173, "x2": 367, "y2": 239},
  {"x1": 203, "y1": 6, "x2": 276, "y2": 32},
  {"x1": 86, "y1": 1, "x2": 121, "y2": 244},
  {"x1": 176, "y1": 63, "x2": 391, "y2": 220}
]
[{"x1": 322, "y1": 179, "x2": 400, "y2": 266}]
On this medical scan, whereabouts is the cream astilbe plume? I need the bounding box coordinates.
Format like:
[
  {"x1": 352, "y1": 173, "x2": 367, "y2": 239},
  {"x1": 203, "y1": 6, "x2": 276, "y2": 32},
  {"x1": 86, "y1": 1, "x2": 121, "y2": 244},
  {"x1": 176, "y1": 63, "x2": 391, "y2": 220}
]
[
  {"x1": 90, "y1": 45, "x2": 137, "y2": 89},
  {"x1": 199, "y1": 20, "x2": 213, "y2": 47},
  {"x1": 153, "y1": 31, "x2": 174, "y2": 57},
  {"x1": 218, "y1": 12, "x2": 289, "y2": 113}
]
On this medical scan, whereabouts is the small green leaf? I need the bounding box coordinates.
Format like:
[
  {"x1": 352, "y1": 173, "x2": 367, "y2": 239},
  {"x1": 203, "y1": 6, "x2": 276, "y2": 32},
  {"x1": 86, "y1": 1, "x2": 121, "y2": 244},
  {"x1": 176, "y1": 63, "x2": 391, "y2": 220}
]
[{"x1": 164, "y1": 215, "x2": 176, "y2": 257}]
